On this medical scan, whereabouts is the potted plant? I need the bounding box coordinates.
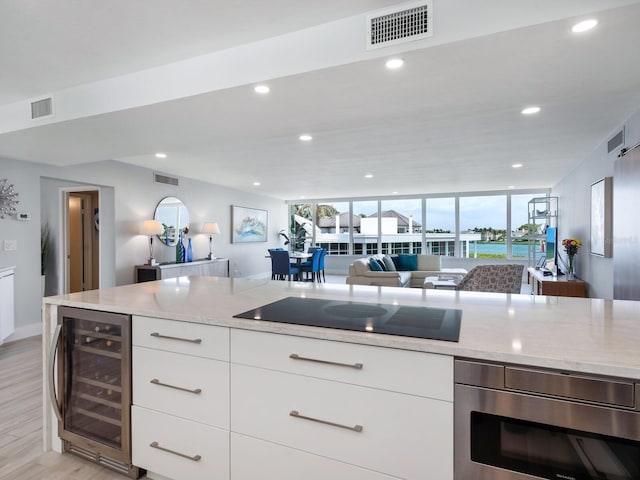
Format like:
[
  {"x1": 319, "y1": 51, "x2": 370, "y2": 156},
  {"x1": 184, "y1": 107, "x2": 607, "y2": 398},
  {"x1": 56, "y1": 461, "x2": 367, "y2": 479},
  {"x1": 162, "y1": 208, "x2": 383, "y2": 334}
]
[{"x1": 279, "y1": 221, "x2": 309, "y2": 252}]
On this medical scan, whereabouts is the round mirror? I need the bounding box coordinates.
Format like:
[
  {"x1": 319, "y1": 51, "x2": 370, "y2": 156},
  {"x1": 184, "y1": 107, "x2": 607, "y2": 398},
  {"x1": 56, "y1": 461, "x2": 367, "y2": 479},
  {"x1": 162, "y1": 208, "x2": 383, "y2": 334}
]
[{"x1": 154, "y1": 196, "x2": 190, "y2": 246}]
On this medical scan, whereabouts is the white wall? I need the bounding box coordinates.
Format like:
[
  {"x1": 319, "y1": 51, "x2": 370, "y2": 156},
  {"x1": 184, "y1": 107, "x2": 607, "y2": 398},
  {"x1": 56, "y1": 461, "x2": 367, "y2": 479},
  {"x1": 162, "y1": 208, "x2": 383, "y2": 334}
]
[
  {"x1": 0, "y1": 159, "x2": 44, "y2": 340},
  {"x1": 552, "y1": 106, "x2": 640, "y2": 299},
  {"x1": 1, "y1": 157, "x2": 287, "y2": 341}
]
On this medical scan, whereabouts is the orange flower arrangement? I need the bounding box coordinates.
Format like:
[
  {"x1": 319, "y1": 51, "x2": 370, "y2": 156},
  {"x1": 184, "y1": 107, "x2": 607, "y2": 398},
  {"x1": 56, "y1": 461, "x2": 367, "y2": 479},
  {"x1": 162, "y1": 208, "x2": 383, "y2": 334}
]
[{"x1": 562, "y1": 238, "x2": 582, "y2": 256}]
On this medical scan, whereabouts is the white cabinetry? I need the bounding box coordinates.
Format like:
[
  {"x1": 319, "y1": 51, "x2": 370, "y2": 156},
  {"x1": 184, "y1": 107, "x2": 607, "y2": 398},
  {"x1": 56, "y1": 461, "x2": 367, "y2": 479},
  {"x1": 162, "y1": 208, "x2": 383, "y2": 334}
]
[
  {"x1": 129, "y1": 319, "x2": 454, "y2": 480},
  {"x1": 131, "y1": 316, "x2": 230, "y2": 480},
  {"x1": 0, "y1": 267, "x2": 15, "y2": 344},
  {"x1": 230, "y1": 329, "x2": 454, "y2": 480}
]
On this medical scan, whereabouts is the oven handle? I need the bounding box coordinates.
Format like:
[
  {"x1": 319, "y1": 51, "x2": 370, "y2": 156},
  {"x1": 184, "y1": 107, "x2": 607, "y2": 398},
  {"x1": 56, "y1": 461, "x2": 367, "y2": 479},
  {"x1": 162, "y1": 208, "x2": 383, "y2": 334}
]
[{"x1": 48, "y1": 323, "x2": 63, "y2": 422}]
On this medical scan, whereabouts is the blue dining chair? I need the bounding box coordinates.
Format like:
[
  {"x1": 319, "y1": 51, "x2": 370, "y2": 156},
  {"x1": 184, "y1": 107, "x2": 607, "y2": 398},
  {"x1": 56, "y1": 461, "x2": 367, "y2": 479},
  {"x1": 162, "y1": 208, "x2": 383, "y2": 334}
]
[
  {"x1": 318, "y1": 248, "x2": 327, "y2": 283},
  {"x1": 300, "y1": 248, "x2": 322, "y2": 282},
  {"x1": 271, "y1": 250, "x2": 300, "y2": 281}
]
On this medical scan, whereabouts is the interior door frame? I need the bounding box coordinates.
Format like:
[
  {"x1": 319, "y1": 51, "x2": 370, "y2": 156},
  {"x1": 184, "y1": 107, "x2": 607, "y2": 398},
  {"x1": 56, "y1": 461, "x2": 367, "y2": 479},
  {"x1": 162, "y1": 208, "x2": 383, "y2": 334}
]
[{"x1": 59, "y1": 186, "x2": 101, "y2": 294}]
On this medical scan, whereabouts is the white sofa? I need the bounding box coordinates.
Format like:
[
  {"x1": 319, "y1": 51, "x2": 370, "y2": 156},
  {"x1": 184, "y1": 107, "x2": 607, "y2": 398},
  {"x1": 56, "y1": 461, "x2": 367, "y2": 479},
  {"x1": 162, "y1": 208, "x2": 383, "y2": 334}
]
[{"x1": 346, "y1": 254, "x2": 467, "y2": 288}]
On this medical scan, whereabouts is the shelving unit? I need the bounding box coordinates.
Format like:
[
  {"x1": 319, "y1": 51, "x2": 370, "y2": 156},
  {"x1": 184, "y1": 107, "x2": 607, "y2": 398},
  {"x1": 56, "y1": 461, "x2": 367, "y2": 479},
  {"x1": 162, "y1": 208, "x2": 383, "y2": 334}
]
[{"x1": 525, "y1": 196, "x2": 558, "y2": 266}]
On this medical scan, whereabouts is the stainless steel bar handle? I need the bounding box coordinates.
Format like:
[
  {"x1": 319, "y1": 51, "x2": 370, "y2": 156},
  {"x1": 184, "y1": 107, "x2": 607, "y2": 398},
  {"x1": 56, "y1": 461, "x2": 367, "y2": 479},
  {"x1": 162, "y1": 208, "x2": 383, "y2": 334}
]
[
  {"x1": 149, "y1": 441, "x2": 202, "y2": 462},
  {"x1": 289, "y1": 410, "x2": 363, "y2": 433},
  {"x1": 150, "y1": 332, "x2": 202, "y2": 344},
  {"x1": 48, "y1": 323, "x2": 63, "y2": 421},
  {"x1": 150, "y1": 378, "x2": 202, "y2": 394},
  {"x1": 289, "y1": 353, "x2": 363, "y2": 370}
]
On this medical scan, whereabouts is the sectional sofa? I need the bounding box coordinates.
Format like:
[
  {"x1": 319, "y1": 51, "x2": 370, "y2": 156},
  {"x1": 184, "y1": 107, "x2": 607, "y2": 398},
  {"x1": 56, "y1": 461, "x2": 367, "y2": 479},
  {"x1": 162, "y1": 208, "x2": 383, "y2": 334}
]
[{"x1": 346, "y1": 254, "x2": 467, "y2": 288}]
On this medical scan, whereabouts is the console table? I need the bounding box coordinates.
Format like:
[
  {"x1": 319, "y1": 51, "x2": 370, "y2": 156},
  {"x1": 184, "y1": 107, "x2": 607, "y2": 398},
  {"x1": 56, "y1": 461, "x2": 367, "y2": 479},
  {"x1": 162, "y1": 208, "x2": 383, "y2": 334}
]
[
  {"x1": 527, "y1": 267, "x2": 586, "y2": 297},
  {"x1": 135, "y1": 258, "x2": 229, "y2": 283}
]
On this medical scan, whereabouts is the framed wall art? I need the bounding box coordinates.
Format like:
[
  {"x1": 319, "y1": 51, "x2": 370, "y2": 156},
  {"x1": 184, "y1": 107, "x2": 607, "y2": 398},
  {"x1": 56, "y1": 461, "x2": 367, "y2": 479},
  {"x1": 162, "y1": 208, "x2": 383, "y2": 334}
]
[
  {"x1": 590, "y1": 177, "x2": 613, "y2": 257},
  {"x1": 231, "y1": 205, "x2": 268, "y2": 243}
]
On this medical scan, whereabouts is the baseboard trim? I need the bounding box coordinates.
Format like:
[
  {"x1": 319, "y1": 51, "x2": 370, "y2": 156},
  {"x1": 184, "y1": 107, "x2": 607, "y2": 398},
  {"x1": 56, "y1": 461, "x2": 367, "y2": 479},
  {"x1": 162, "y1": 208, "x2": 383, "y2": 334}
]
[{"x1": 5, "y1": 322, "x2": 41, "y2": 343}]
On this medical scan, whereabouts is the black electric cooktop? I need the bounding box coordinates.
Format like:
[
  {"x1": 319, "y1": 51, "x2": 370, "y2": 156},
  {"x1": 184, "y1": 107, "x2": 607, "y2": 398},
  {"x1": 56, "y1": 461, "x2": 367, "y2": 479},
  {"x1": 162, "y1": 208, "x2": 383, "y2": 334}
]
[{"x1": 233, "y1": 297, "x2": 461, "y2": 342}]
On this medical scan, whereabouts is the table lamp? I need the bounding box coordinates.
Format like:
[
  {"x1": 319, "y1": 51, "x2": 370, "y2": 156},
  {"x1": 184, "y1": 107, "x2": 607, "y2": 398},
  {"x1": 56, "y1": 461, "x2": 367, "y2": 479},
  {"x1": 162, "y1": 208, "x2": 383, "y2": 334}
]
[
  {"x1": 202, "y1": 222, "x2": 220, "y2": 260},
  {"x1": 141, "y1": 220, "x2": 164, "y2": 266}
]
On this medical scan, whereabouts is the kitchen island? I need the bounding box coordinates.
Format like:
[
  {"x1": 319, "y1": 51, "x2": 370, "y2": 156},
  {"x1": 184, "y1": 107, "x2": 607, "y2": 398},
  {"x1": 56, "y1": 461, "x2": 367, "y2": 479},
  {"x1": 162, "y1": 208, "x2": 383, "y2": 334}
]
[{"x1": 42, "y1": 276, "x2": 640, "y2": 480}]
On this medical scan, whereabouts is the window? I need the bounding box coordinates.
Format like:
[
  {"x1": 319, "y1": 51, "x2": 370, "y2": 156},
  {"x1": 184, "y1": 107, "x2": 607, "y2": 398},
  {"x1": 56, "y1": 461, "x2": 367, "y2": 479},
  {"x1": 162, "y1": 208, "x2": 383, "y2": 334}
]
[
  {"x1": 380, "y1": 199, "x2": 422, "y2": 254},
  {"x1": 460, "y1": 195, "x2": 506, "y2": 258},
  {"x1": 315, "y1": 201, "x2": 349, "y2": 254},
  {"x1": 426, "y1": 197, "x2": 455, "y2": 256},
  {"x1": 353, "y1": 201, "x2": 378, "y2": 255}
]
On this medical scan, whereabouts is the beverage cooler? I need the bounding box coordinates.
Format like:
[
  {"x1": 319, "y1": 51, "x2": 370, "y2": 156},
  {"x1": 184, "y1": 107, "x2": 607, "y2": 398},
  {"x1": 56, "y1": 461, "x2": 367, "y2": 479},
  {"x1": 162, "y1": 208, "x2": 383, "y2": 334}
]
[{"x1": 48, "y1": 306, "x2": 143, "y2": 478}]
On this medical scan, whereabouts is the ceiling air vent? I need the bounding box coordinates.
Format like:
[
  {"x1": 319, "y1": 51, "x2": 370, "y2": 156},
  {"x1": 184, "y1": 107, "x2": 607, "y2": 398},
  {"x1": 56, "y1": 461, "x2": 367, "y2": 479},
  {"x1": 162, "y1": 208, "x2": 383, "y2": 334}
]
[
  {"x1": 31, "y1": 97, "x2": 53, "y2": 119},
  {"x1": 154, "y1": 172, "x2": 179, "y2": 186},
  {"x1": 607, "y1": 127, "x2": 625, "y2": 153},
  {"x1": 366, "y1": 0, "x2": 432, "y2": 50}
]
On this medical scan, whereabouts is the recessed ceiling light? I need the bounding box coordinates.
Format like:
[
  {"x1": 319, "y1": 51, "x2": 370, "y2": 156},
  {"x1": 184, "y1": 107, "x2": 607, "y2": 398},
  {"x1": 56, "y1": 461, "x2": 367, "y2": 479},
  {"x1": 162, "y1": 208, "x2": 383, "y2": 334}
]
[
  {"x1": 572, "y1": 19, "x2": 598, "y2": 33},
  {"x1": 385, "y1": 58, "x2": 404, "y2": 70},
  {"x1": 155, "y1": 152, "x2": 167, "y2": 158},
  {"x1": 521, "y1": 106, "x2": 541, "y2": 115},
  {"x1": 254, "y1": 85, "x2": 270, "y2": 94},
  {"x1": 364, "y1": 174, "x2": 374, "y2": 179},
  {"x1": 508, "y1": 185, "x2": 515, "y2": 189},
  {"x1": 392, "y1": 191, "x2": 399, "y2": 195},
  {"x1": 299, "y1": 134, "x2": 313, "y2": 142},
  {"x1": 512, "y1": 164, "x2": 523, "y2": 169},
  {"x1": 253, "y1": 182, "x2": 261, "y2": 186}
]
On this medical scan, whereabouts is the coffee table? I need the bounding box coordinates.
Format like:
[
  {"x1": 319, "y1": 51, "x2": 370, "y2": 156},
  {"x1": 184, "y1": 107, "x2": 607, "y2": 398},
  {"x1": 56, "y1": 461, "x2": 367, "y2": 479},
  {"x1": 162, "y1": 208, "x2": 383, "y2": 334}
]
[{"x1": 423, "y1": 276, "x2": 458, "y2": 290}]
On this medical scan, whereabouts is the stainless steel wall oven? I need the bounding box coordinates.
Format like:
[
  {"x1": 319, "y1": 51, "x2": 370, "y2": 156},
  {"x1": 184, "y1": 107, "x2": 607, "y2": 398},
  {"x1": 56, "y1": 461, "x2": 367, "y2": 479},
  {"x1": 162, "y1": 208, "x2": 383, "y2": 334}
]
[{"x1": 455, "y1": 359, "x2": 640, "y2": 480}]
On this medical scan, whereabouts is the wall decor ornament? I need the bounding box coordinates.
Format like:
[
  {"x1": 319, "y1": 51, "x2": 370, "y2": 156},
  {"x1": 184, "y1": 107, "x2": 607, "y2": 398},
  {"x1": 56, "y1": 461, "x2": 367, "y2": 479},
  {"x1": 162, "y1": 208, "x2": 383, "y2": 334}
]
[
  {"x1": 232, "y1": 205, "x2": 268, "y2": 243},
  {"x1": 0, "y1": 179, "x2": 19, "y2": 219}
]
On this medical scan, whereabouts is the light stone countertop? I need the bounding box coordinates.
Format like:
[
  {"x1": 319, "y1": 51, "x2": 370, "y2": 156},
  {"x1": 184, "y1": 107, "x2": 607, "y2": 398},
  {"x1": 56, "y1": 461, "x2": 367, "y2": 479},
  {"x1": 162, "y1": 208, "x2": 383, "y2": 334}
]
[{"x1": 43, "y1": 276, "x2": 640, "y2": 379}]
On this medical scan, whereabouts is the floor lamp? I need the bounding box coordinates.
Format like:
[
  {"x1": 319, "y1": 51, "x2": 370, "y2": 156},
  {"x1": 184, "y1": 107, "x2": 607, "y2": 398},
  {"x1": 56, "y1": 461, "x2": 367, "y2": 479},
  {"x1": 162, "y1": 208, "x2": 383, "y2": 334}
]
[
  {"x1": 141, "y1": 220, "x2": 164, "y2": 266},
  {"x1": 202, "y1": 222, "x2": 220, "y2": 260}
]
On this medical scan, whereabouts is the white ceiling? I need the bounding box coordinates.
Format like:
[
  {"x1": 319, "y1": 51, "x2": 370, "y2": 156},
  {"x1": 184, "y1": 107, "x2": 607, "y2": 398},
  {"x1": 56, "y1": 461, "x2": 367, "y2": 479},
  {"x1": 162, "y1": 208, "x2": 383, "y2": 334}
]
[{"x1": 2, "y1": 0, "x2": 640, "y2": 200}]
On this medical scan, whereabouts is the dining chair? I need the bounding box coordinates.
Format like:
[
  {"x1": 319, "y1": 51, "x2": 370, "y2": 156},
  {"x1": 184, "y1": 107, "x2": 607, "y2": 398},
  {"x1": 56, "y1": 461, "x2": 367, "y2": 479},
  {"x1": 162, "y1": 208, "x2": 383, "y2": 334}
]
[
  {"x1": 318, "y1": 248, "x2": 327, "y2": 282},
  {"x1": 270, "y1": 250, "x2": 300, "y2": 281},
  {"x1": 299, "y1": 248, "x2": 322, "y2": 282}
]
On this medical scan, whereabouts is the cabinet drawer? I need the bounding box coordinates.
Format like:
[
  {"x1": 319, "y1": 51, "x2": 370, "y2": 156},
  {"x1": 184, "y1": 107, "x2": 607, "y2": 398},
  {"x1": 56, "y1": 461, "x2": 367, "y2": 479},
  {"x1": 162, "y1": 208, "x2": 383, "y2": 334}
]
[
  {"x1": 231, "y1": 433, "x2": 401, "y2": 480},
  {"x1": 132, "y1": 406, "x2": 229, "y2": 480},
  {"x1": 133, "y1": 315, "x2": 229, "y2": 360},
  {"x1": 230, "y1": 364, "x2": 453, "y2": 480},
  {"x1": 133, "y1": 346, "x2": 229, "y2": 428},
  {"x1": 231, "y1": 329, "x2": 452, "y2": 400}
]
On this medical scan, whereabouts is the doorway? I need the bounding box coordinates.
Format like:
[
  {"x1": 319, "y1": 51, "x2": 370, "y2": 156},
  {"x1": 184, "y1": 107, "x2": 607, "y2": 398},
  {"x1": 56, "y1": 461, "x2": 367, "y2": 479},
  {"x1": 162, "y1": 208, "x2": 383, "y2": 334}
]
[{"x1": 65, "y1": 190, "x2": 100, "y2": 293}]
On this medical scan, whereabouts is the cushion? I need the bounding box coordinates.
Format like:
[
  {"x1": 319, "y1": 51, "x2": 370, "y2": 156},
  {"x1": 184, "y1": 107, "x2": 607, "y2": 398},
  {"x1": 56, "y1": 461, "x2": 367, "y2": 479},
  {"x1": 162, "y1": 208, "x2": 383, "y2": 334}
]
[
  {"x1": 376, "y1": 259, "x2": 387, "y2": 271},
  {"x1": 416, "y1": 254, "x2": 441, "y2": 271},
  {"x1": 382, "y1": 255, "x2": 396, "y2": 271},
  {"x1": 369, "y1": 258, "x2": 383, "y2": 271},
  {"x1": 396, "y1": 254, "x2": 418, "y2": 271},
  {"x1": 351, "y1": 259, "x2": 370, "y2": 275}
]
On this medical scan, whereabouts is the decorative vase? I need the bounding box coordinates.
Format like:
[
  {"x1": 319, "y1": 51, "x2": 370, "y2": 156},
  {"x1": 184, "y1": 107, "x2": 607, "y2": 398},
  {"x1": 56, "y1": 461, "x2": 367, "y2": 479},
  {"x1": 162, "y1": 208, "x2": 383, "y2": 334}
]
[
  {"x1": 175, "y1": 232, "x2": 184, "y2": 263},
  {"x1": 187, "y1": 238, "x2": 193, "y2": 262},
  {"x1": 567, "y1": 255, "x2": 575, "y2": 280}
]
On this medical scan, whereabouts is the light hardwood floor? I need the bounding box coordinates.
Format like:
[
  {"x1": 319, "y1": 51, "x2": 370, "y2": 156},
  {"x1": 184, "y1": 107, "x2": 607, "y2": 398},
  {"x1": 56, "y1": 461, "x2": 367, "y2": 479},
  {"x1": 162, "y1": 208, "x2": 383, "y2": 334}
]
[{"x1": 0, "y1": 336, "x2": 142, "y2": 479}]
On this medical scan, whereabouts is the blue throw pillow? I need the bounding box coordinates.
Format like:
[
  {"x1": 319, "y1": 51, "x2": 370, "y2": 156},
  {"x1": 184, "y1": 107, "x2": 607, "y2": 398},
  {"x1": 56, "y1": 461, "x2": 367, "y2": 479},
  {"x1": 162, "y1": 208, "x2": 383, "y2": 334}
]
[
  {"x1": 369, "y1": 258, "x2": 383, "y2": 271},
  {"x1": 396, "y1": 254, "x2": 418, "y2": 271},
  {"x1": 391, "y1": 255, "x2": 401, "y2": 270},
  {"x1": 376, "y1": 259, "x2": 387, "y2": 271}
]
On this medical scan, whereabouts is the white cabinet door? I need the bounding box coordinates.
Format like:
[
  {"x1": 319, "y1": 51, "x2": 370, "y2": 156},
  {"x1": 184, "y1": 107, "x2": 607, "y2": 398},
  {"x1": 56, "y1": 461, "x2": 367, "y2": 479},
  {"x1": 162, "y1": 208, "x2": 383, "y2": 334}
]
[
  {"x1": 132, "y1": 406, "x2": 229, "y2": 480},
  {"x1": 133, "y1": 315, "x2": 229, "y2": 360},
  {"x1": 231, "y1": 433, "x2": 402, "y2": 480},
  {"x1": 133, "y1": 346, "x2": 229, "y2": 428},
  {"x1": 231, "y1": 364, "x2": 453, "y2": 480},
  {"x1": 231, "y1": 329, "x2": 453, "y2": 400},
  {"x1": 0, "y1": 269, "x2": 15, "y2": 344}
]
